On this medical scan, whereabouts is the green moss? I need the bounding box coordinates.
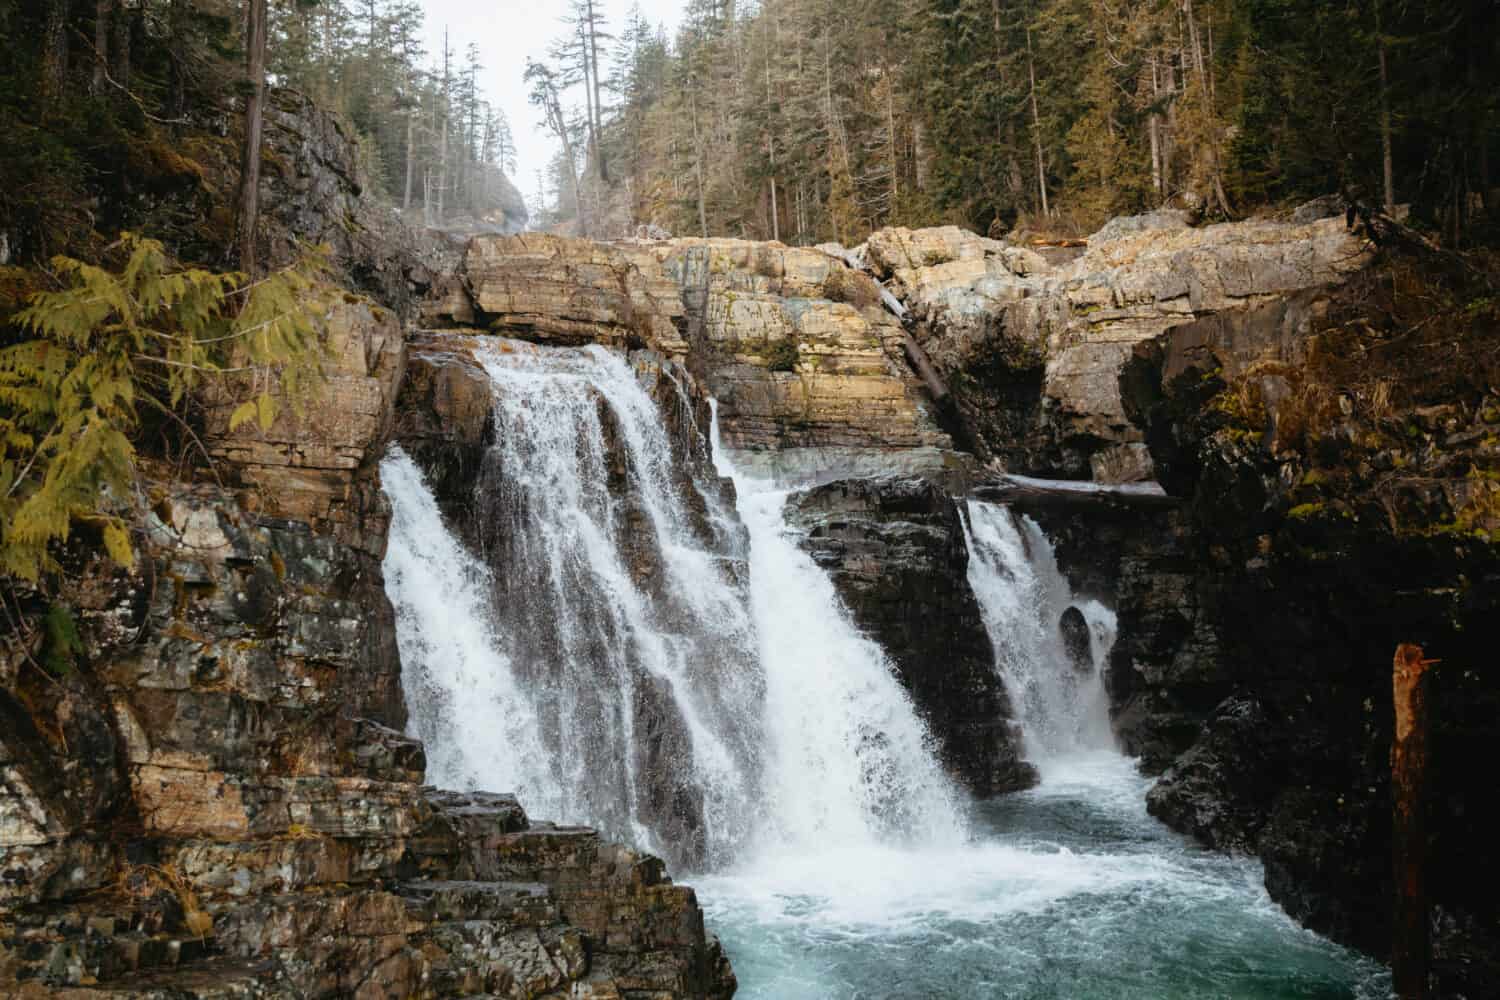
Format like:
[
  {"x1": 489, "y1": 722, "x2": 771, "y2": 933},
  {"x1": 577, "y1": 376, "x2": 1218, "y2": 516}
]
[
  {"x1": 40, "y1": 605, "x2": 83, "y2": 677},
  {"x1": 1288, "y1": 502, "x2": 1326, "y2": 521}
]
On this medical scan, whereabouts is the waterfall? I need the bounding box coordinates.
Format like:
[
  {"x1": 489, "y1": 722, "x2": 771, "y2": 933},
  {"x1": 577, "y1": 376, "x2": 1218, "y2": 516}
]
[
  {"x1": 710, "y1": 404, "x2": 968, "y2": 856},
  {"x1": 385, "y1": 341, "x2": 763, "y2": 868},
  {"x1": 383, "y1": 338, "x2": 963, "y2": 872},
  {"x1": 962, "y1": 500, "x2": 1117, "y2": 761}
]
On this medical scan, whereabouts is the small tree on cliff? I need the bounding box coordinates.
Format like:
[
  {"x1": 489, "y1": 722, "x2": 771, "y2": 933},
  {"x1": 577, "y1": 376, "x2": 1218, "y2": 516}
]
[{"x1": 0, "y1": 235, "x2": 330, "y2": 582}]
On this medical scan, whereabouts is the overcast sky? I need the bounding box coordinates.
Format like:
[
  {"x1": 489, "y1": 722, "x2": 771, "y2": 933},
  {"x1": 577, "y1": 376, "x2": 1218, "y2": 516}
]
[{"x1": 418, "y1": 0, "x2": 685, "y2": 211}]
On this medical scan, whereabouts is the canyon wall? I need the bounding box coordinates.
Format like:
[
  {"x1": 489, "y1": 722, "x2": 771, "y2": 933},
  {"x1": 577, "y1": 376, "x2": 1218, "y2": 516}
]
[{"x1": 5, "y1": 97, "x2": 1497, "y2": 998}]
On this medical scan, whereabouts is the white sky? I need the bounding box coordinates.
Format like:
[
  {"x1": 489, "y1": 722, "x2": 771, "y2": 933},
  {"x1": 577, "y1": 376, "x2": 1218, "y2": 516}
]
[{"x1": 419, "y1": 0, "x2": 685, "y2": 211}]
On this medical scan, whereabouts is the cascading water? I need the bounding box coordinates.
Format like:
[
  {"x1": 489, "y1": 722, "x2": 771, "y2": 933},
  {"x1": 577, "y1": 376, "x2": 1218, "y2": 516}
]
[
  {"x1": 708, "y1": 403, "x2": 967, "y2": 856},
  {"x1": 385, "y1": 340, "x2": 765, "y2": 867},
  {"x1": 384, "y1": 336, "x2": 1388, "y2": 999},
  {"x1": 383, "y1": 337, "x2": 960, "y2": 869},
  {"x1": 962, "y1": 500, "x2": 1116, "y2": 761},
  {"x1": 700, "y1": 487, "x2": 1388, "y2": 999}
]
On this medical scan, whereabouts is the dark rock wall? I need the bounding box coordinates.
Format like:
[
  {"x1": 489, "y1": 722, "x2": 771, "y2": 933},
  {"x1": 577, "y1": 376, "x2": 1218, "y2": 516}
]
[
  {"x1": 1063, "y1": 291, "x2": 1500, "y2": 997},
  {"x1": 785, "y1": 477, "x2": 1037, "y2": 795}
]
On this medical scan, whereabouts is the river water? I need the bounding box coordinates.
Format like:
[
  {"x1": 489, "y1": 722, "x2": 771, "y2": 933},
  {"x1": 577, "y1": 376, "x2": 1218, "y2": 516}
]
[
  {"x1": 695, "y1": 751, "x2": 1389, "y2": 999},
  {"x1": 382, "y1": 338, "x2": 1391, "y2": 1000}
]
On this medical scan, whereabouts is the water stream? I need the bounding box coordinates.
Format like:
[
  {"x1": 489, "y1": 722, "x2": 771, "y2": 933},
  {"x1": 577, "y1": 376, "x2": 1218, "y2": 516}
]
[{"x1": 381, "y1": 338, "x2": 1389, "y2": 998}]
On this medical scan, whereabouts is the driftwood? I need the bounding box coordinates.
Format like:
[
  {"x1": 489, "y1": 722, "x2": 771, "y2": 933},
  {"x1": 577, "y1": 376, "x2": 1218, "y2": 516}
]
[
  {"x1": 1392, "y1": 643, "x2": 1438, "y2": 1000},
  {"x1": 820, "y1": 246, "x2": 950, "y2": 406},
  {"x1": 972, "y1": 474, "x2": 1177, "y2": 512}
]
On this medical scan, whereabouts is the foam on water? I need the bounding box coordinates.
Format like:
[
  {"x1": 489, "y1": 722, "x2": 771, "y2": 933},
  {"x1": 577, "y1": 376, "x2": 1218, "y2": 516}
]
[{"x1": 962, "y1": 500, "x2": 1116, "y2": 759}]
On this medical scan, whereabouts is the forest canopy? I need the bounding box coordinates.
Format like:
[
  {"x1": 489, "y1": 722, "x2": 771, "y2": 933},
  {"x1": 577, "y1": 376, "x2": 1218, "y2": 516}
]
[{"x1": 526, "y1": 0, "x2": 1497, "y2": 247}]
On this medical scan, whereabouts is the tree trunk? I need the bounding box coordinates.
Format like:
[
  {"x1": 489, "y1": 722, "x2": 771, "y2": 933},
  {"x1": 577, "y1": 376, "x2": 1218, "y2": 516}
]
[
  {"x1": 586, "y1": 0, "x2": 608, "y2": 183},
  {"x1": 110, "y1": 0, "x2": 132, "y2": 92},
  {"x1": 91, "y1": 0, "x2": 110, "y2": 96},
  {"x1": 1148, "y1": 54, "x2": 1163, "y2": 196},
  {"x1": 690, "y1": 86, "x2": 709, "y2": 238},
  {"x1": 236, "y1": 0, "x2": 268, "y2": 274},
  {"x1": 403, "y1": 108, "x2": 416, "y2": 212},
  {"x1": 886, "y1": 68, "x2": 899, "y2": 221},
  {"x1": 765, "y1": 29, "x2": 780, "y2": 242},
  {"x1": 1025, "y1": 23, "x2": 1049, "y2": 218},
  {"x1": 1392, "y1": 643, "x2": 1436, "y2": 1000},
  {"x1": 166, "y1": 0, "x2": 187, "y2": 116},
  {"x1": 42, "y1": 0, "x2": 74, "y2": 105},
  {"x1": 437, "y1": 35, "x2": 449, "y2": 226},
  {"x1": 1376, "y1": 2, "x2": 1396, "y2": 213}
]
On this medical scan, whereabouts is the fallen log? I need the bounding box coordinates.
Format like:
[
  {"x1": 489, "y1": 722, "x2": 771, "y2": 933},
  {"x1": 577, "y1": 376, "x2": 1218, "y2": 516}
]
[
  {"x1": 972, "y1": 473, "x2": 1177, "y2": 511},
  {"x1": 819, "y1": 245, "x2": 949, "y2": 405}
]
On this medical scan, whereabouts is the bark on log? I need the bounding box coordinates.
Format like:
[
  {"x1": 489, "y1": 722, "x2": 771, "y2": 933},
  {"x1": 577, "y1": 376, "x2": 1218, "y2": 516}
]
[
  {"x1": 1392, "y1": 642, "x2": 1437, "y2": 1000},
  {"x1": 820, "y1": 245, "x2": 950, "y2": 405},
  {"x1": 973, "y1": 473, "x2": 1176, "y2": 512}
]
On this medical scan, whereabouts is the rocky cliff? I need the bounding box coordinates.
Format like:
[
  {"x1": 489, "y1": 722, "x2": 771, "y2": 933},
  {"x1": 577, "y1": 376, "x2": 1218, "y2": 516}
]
[
  {"x1": 7, "y1": 125, "x2": 1497, "y2": 997},
  {"x1": 0, "y1": 98, "x2": 733, "y2": 1000}
]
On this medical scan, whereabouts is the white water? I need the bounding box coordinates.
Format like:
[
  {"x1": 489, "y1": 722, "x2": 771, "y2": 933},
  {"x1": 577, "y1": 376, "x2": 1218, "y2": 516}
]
[
  {"x1": 385, "y1": 341, "x2": 763, "y2": 865},
  {"x1": 709, "y1": 403, "x2": 967, "y2": 857},
  {"x1": 383, "y1": 338, "x2": 961, "y2": 868},
  {"x1": 963, "y1": 500, "x2": 1116, "y2": 761}
]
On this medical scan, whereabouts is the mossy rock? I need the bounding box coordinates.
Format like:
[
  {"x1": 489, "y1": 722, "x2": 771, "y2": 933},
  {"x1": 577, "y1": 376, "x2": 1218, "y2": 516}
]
[{"x1": 763, "y1": 339, "x2": 800, "y2": 372}]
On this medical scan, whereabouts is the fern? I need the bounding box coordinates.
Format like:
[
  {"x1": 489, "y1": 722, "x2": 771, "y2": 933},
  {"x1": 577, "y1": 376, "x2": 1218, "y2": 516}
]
[{"x1": 0, "y1": 233, "x2": 332, "y2": 582}]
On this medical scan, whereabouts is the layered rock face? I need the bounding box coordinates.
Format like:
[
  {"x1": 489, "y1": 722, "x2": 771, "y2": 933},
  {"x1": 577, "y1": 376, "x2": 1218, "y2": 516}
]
[
  {"x1": 2, "y1": 474, "x2": 734, "y2": 998},
  {"x1": 437, "y1": 233, "x2": 958, "y2": 484},
  {"x1": 1, "y1": 104, "x2": 732, "y2": 997},
  {"x1": 865, "y1": 216, "x2": 1367, "y2": 480},
  {"x1": 786, "y1": 478, "x2": 1036, "y2": 794}
]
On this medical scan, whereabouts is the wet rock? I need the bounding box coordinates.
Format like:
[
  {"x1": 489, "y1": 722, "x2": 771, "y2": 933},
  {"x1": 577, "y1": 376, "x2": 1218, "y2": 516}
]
[
  {"x1": 1059, "y1": 607, "x2": 1093, "y2": 673},
  {"x1": 786, "y1": 477, "x2": 1037, "y2": 794}
]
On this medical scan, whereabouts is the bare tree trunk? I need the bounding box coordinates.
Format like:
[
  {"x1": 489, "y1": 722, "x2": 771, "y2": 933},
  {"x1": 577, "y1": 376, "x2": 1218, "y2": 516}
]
[
  {"x1": 1392, "y1": 643, "x2": 1436, "y2": 1000},
  {"x1": 1149, "y1": 54, "x2": 1164, "y2": 196},
  {"x1": 578, "y1": 22, "x2": 599, "y2": 190},
  {"x1": 1025, "y1": 23, "x2": 1049, "y2": 218},
  {"x1": 111, "y1": 0, "x2": 131, "y2": 91},
  {"x1": 690, "y1": 86, "x2": 709, "y2": 238},
  {"x1": 236, "y1": 0, "x2": 268, "y2": 273},
  {"x1": 992, "y1": 0, "x2": 1009, "y2": 166},
  {"x1": 765, "y1": 22, "x2": 780, "y2": 242},
  {"x1": 886, "y1": 70, "x2": 899, "y2": 222},
  {"x1": 914, "y1": 121, "x2": 928, "y2": 193},
  {"x1": 403, "y1": 109, "x2": 416, "y2": 212},
  {"x1": 586, "y1": 0, "x2": 608, "y2": 183},
  {"x1": 1376, "y1": 2, "x2": 1396, "y2": 213},
  {"x1": 43, "y1": 0, "x2": 74, "y2": 105},
  {"x1": 437, "y1": 31, "x2": 449, "y2": 226},
  {"x1": 91, "y1": 0, "x2": 110, "y2": 96}
]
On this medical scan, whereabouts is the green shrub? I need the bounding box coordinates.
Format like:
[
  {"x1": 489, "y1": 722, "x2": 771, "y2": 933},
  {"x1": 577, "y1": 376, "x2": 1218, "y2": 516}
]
[{"x1": 763, "y1": 339, "x2": 800, "y2": 372}]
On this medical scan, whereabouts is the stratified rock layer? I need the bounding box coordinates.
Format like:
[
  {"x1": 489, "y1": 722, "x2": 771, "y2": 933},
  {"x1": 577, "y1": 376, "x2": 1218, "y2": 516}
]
[{"x1": 866, "y1": 216, "x2": 1367, "y2": 478}]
